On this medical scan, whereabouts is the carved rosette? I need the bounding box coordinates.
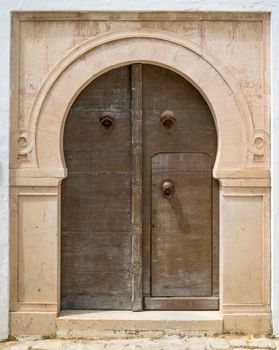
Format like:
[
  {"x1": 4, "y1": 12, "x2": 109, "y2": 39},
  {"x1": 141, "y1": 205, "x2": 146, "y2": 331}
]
[
  {"x1": 17, "y1": 131, "x2": 34, "y2": 161},
  {"x1": 253, "y1": 130, "x2": 269, "y2": 162}
]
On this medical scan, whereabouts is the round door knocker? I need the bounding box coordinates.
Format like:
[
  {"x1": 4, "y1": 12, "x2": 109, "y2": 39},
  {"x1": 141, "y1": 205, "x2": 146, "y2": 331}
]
[
  {"x1": 99, "y1": 112, "x2": 115, "y2": 132},
  {"x1": 161, "y1": 180, "x2": 175, "y2": 199},
  {"x1": 160, "y1": 111, "x2": 176, "y2": 133}
]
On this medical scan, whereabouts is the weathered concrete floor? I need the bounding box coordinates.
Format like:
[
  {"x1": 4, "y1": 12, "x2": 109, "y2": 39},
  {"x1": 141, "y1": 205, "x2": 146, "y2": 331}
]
[{"x1": 0, "y1": 336, "x2": 277, "y2": 350}]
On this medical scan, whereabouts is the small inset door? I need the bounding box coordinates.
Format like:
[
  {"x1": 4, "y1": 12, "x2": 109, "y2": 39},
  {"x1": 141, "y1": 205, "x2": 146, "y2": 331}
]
[
  {"x1": 61, "y1": 64, "x2": 219, "y2": 311},
  {"x1": 144, "y1": 153, "x2": 217, "y2": 310}
]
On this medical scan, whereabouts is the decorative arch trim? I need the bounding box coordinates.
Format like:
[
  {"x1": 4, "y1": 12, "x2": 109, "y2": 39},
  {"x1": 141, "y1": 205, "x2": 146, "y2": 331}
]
[{"x1": 19, "y1": 29, "x2": 258, "y2": 178}]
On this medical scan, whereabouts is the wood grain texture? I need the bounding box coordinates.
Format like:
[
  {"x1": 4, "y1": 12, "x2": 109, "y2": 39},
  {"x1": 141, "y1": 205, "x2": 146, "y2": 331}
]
[
  {"x1": 61, "y1": 64, "x2": 219, "y2": 311},
  {"x1": 142, "y1": 65, "x2": 219, "y2": 309},
  {"x1": 144, "y1": 296, "x2": 219, "y2": 310},
  {"x1": 151, "y1": 153, "x2": 212, "y2": 297},
  {"x1": 61, "y1": 66, "x2": 132, "y2": 310},
  {"x1": 131, "y1": 64, "x2": 143, "y2": 311}
]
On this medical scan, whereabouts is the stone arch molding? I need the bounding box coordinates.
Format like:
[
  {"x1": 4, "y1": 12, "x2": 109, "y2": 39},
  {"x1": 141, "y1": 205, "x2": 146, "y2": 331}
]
[{"x1": 19, "y1": 29, "x2": 258, "y2": 179}]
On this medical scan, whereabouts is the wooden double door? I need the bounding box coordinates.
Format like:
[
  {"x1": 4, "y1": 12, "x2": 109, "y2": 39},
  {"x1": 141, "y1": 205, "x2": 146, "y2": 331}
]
[{"x1": 61, "y1": 64, "x2": 219, "y2": 311}]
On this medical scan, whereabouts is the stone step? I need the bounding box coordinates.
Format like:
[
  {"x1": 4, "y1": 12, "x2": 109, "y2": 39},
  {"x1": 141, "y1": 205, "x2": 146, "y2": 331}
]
[{"x1": 56, "y1": 310, "x2": 223, "y2": 339}]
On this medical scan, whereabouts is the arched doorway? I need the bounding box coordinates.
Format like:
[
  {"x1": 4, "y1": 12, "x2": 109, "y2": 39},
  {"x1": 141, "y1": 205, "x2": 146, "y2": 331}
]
[
  {"x1": 10, "y1": 26, "x2": 270, "y2": 335},
  {"x1": 61, "y1": 64, "x2": 219, "y2": 311}
]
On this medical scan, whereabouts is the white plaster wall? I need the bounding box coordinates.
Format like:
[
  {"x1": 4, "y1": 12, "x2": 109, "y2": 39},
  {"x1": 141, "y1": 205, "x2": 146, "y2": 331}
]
[{"x1": 0, "y1": 0, "x2": 279, "y2": 340}]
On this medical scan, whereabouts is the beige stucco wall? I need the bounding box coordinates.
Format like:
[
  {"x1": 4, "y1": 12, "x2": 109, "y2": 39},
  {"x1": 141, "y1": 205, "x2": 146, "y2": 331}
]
[{"x1": 9, "y1": 12, "x2": 271, "y2": 336}]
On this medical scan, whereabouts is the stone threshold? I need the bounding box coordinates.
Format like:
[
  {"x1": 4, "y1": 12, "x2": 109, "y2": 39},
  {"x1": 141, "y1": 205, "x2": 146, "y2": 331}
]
[
  {"x1": 56, "y1": 310, "x2": 223, "y2": 339},
  {"x1": 1, "y1": 336, "x2": 277, "y2": 350}
]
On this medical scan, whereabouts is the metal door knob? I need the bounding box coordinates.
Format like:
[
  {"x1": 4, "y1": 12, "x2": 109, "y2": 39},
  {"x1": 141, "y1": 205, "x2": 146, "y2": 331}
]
[{"x1": 161, "y1": 180, "x2": 175, "y2": 198}]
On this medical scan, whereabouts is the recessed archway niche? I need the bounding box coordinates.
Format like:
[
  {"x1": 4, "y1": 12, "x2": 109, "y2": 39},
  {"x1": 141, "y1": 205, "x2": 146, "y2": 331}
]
[{"x1": 9, "y1": 12, "x2": 271, "y2": 337}]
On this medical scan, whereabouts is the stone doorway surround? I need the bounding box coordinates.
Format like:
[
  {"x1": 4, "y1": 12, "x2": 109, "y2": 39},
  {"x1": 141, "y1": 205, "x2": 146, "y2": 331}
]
[{"x1": 9, "y1": 12, "x2": 271, "y2": 336}]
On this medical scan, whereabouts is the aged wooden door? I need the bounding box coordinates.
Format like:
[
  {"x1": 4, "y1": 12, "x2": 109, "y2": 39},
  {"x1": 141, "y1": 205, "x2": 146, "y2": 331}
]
[
  {"x1": 142, "y1": 65, "x2": 219, "y2": 310},
  {"x1": 61, "y1": 66, "x2": 133, "y2": 309},
  {"x1": 61, "y1": 64, "x2": 218, "y2": 310}
]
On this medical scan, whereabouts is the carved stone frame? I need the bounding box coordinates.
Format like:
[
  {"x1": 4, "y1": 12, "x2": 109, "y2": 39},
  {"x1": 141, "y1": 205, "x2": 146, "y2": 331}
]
[{"x1": 10, "y1": 20, "x2": 271, "y2": 336}]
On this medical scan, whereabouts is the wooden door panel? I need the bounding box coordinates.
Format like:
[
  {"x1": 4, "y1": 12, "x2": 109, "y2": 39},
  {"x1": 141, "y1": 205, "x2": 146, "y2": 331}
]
[
  {"x1": 143, "y1": 65, "x2": 219, "y2": 309},
  {"x1": 61, "y1": 63, "x2": 218, "y2": 311},
  {"x1": 144, "y1": 297, "x2": 219, "y2": 310},
  {"x1": 151, "y1": 153, "x2": 212, "y2": 297},
  {"x1": 142, "y1": 64, "x2": 219, "y2": 309},
  {"x1": 61, "y1": 66, "x2": 132, "y2": 310}
]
